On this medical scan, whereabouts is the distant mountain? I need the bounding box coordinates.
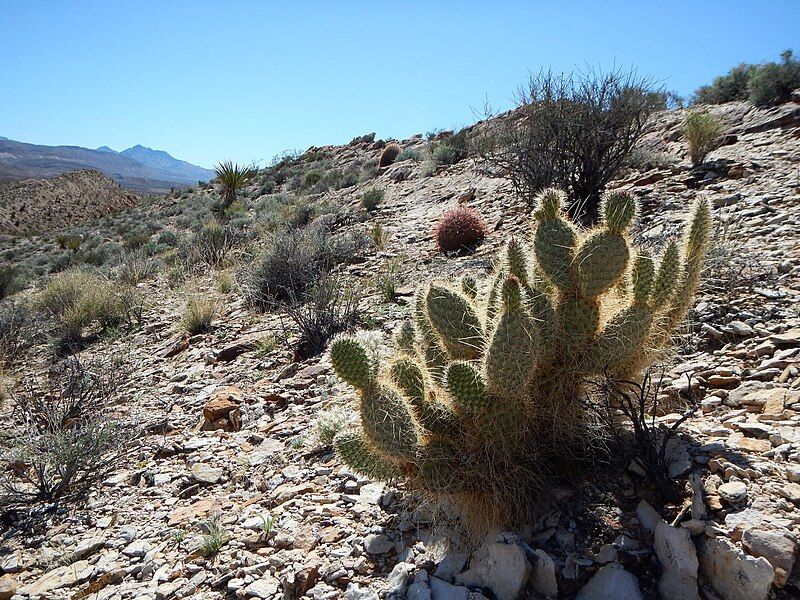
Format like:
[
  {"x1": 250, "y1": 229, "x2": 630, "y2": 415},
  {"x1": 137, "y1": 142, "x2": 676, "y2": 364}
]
[
  {"x1": 0, "y1": 137, "x2": 215, "y2": 193},
  {"x1": 120, "y1": 145, "x2": 214, "y2": 184}
]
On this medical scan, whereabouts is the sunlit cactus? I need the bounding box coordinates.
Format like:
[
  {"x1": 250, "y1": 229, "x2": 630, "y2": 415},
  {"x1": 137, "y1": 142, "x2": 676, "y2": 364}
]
[{"x1": 330, "y1": 189, "x2": 712, "y2": 529}]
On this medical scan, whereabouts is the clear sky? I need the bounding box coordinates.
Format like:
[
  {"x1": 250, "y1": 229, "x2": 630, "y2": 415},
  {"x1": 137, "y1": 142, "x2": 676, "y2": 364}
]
[{"x1": 2, "y1": 1, "x2": 798, "y2": 168}]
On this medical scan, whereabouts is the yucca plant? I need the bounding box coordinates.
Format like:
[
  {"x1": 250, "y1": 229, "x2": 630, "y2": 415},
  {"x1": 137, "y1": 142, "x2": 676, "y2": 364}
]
[{"x1": 213, "y1": 160, "x2": 257, "y2": 210}]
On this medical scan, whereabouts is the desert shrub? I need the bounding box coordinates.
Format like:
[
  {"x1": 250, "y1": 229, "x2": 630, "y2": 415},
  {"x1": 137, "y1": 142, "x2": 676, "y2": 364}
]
[
  {"x1": 626, "y1": 147, "x2": 678, "y2": 171},
  {"x1": 694, "y1": 50, "x2": 800, "y2": 107},
  {"x1": 684, "y1": 112, "x2": 724, "y2": 166},
  {"x1": 0, "y1": 356, "x2": 133, "y2": 507},
  {"x1": 122, "y1": 230, "x2": 152, "y2": 251},
  {"x1": 213, "y1": 160, "x2": 257, "y2": 211},
  {"x1": 585, "y1": 370, "x2": 698, "y2": 502},
  {"x1": 281, "y1": 275, "x2": 359, "y2": 360},
  {"x1": 434, "y1": 206, "x2": 489, "y2": 253},
  {"x1": 36, "y1": 270, "x2": 140, "y2": 345},
  {"x1": 56, "y1": 234, "x2": 84, "y2": 252},
  {"x1": 243, "y1": 225, "x2": 367, "y2": 308},
  {"x1": 302, "y1": 169, "x2": 324, "y2": 188},
  {"x1": 180, "y1": 296, "x2": 218, "y2": 334},
  {"x1": 427, "y1": 128, "x2": 470, "y2": 170},
  {"x1": 115, "y1": 249, "x2": 161, "y2": 285},
  {"x1": 157, "y1": 229, "x2": 180, "y2": 247},
  {"x1": 748, "y1": 50, "x2": 800, "y2": 107},
  {"x1": 396, "y1": 148, "x2": 421, "y2": 162},
  {"x1": 328, "y1": 189, "x2": 712, "y2": 531},
  {"x1": 375, "y1": 261, "x2": 400, "y2": 302},
  {"x1": 361, "y1": 188, "x2": 384, "y2": 212},
  {"x1": 477, "y1": 69, "x2": 660, "y2": 224},
  {"x1": 0, "y1": 264, "x2": 23, "y2": 300},
  {"x1": 216, "y1": 270, "x2": 235, "y2": 294},
  {"x1": 186, "y1": 222, "x2": 242, "y2": 269},
  {"x1": 379, "y1": 142, "x2": 402, "y2": 167},
  {"x1": 0, "y1": 302, "x2": 29, "y2": 366}
]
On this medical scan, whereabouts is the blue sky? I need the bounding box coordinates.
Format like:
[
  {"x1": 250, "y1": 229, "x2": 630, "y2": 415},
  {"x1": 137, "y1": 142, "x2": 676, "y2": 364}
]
[{"x1": 2, "y1": 1, "x2": 798, "y2": 168}]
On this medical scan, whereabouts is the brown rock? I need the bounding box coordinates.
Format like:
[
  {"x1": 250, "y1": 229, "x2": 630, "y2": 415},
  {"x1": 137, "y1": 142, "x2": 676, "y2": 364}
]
[
  {"x1": 202, "y1": 386, "x2": 243, "y2": 431},
  {"x1": 0, "y1": 575, "x2": 16, "y2": 600}
]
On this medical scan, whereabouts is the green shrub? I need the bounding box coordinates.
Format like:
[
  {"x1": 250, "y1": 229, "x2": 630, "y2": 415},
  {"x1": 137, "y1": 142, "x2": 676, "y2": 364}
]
[
  {"x1": 213, "y1": 160, "x2": 257, "y2": 211},
  {"x1": 0, "y1": 264, "x2": 23, "y2": 300},
  {"x1": 185, "y1": 223, "x2": 242, "y2": 269},
  {"x1": 361, "y1": 188, "x2": 384, "y2": 212},
  {"x1": 242, "y1": 223, "x2": 367, "y2": 308},
  {"x1": 684, "y1": 112, "x2": 725, "y2": 166},
  {"x1": 302, "y1": 170, "x2": 324, "y2": 188},
  {"x1": 695, "y1": 50, "x2": 800, "y2": 107},
  {"x1": 396, "y1": 148, "x2": 421, "y2": 162},
  {"x1": 0, "y1": 302, "x2": 29, "y2": 366},
  {"x1": 329, "y1": 189, "x2": 712, "y2": 531}
]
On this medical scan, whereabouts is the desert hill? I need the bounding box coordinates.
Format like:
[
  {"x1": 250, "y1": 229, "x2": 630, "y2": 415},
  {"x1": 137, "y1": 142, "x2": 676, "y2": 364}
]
[{"x1": 0, "y1": 99, "x2": 799, "y2": 599}]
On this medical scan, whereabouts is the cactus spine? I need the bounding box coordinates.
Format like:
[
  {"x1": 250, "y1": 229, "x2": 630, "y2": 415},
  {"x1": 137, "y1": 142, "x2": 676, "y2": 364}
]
[{"x1": 330, "y1": 189, "x2": 712, "y2": 530}]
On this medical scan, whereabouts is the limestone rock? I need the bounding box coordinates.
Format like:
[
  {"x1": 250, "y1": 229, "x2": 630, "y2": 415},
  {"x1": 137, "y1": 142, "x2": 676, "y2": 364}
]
[
  {"x1": 529, "y1": 548, "x2": 558, "y2": 598},
  {"x1": 699, "y1": 536, "x2": 774, "y2": 600},
  {"x1": 455, "y1": 538, "x2": 532, "y2": 600},
  {"x1": 576, "y1": 564, "x2": 642, "y2": 600},
  {"x1": 654, "y1": 521, "x2": 699, "y2": 600},
  {"x1": 742, "y1": 528, "x2": 797, "y2": 587}
]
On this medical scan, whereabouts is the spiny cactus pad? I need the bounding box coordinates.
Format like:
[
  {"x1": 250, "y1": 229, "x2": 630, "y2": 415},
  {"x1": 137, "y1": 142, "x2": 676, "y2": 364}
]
[{"x1": 330, "y1": 188, "x2": 712, "y2": 530}]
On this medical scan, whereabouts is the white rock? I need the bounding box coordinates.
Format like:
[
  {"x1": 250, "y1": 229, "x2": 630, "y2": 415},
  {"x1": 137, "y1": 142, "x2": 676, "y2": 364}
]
[
  {"x1": 455, "y1": 539, "x2": 531, "y2": 600},
  {"x1": 636, "y1": 500, "x2": 662, "y2": 534},
  {"x1": 654, "y1": 521, "x2": 699, "y2": 600},
  {"x1": 345, "y1": 584, "x2": 379, "y2": 600},
  {"x1": 190, "y1": 463, "x2": 224, "y2": 484},
  {"x1": 699, "y1": 536, "x2": 774, "y2": 600},
  {"x1": 742, "y1": 528, "x2": 797, "y2": 587},
  {"x1": 364, "y1": 533, "x2": 393, "y2": 555},
  {"x1": 718, "y1": 481, "x2": 748, "y2": 503},
  {"x1": 529, "y1": 548, "x2": 558, "y2": 598},
  {"x1": 576, "y1": 564, "x2": 642, "y2": 600},
  {"x1": 429, "y1": 576, "x2": 488, "y2": 600},
  {"x1": 243, "y1": 575, "x2": 279, "y2": 598}
]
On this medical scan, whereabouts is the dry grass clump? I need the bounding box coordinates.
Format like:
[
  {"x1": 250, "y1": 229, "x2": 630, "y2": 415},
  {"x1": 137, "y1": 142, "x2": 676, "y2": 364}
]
[
  {"x1": 36, "y1": 269, "x2": 141, "y2": 347},
  {"x1": 180, "y1": 295, "x2": 219, "y2": 335},
  {"x1": 684, "y1": 112, "x2": 724, "y2": 166}
]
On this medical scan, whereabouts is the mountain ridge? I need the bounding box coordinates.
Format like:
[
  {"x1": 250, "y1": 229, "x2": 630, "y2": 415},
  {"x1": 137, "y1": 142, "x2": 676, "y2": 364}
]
[{"x1": 0, "y1": 137, "x2": 214, "y2": 193}]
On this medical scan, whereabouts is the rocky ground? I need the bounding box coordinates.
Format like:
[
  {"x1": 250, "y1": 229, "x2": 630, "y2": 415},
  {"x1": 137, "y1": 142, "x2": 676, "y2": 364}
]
[{"x1": 1, "y1": 100, "x2": 799, "y2": 600}]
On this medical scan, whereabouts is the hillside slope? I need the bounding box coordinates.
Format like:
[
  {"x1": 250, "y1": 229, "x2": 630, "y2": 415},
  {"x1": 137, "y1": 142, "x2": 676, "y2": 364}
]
[
  {"x1": 1, "y1": 101, "x2": 800, "y2": 599},
  {"x1": 0, "y1": 169, "x2": 140, "y2": 234}
]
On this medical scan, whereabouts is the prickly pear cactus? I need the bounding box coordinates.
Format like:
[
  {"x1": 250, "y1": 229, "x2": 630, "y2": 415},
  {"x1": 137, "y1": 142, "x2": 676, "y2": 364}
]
[{"x1": 330, "y1": 189, "x2": 712, "y2": 528}]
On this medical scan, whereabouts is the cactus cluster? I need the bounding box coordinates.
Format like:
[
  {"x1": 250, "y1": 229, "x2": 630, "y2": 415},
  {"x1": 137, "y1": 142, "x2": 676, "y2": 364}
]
[
  {"x1": 434, "y1": 205, "x2": 489, "y2": 253},
  {"x1": 331, "y1": 189, "x2": 712, "y2": 528},
  {"x1": 379, "y1": 142, "x2": 402, "y2": 167}
]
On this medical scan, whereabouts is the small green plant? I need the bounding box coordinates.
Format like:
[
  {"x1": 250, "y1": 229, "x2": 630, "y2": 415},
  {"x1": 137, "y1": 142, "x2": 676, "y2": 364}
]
[
  {"x1": 171, "y1": 529, "x2": 186, "y2": 546},
  {"x1": 370, "y1": 223, "x2": 388, "y2": 250},
  {"x1": 180, "y1": 296, "x2": 218, "y2": 335},
  {"x1": 213, "y1": 160, "x2": 257, "y2": 211},
  {"x1": 375, "y1": 261, "x2": 400, "y2": 302},
  {"x1": 201, "y1": 517, "x2": 228, "y2": 556},
  {"x1": 684, "y1": 112, "x2": 724, "y2": 166},
  {"x1": 256, "y1": 335, "x2": 277, "y2": 356},
  {"x1": 361, "y1": 188, "x2": 384, "y2": 212},
  {"x1": 259, "y1": 514, "x2": 275, "y2": 539},
  {"x1": 396, "y1": 148, "x2": 421, "y2": 162}
]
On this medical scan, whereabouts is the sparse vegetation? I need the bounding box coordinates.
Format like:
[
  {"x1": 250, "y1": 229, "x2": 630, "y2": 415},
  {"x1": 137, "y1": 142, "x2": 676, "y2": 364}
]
[
  {"x1": 477, "y1": 69, "x2": 660, "y2": 224},
  {"x1": 201, "y1": 516, "x2": 228, "y2": 556},
  {"x1": 684, "y1": 112, "x2": 725, "y2": 166},
  {"x1": 370, "y1": 223, "x2": 388, "y2": 250},
  {"x1": 361, "y1": 188, "x2": 384, "y2": 212},
  {"x1": 695, "y1": 49, "x2": 800, "y2": 107},
  {"x1": 36, "y1": 269, "x2": 141, "y2": 347},
  {"x1": 0, "y1": 301, "x2": 29, "y2": 366},
  {"x1": 0, "y1": 356, "x2": 133, "y2": 508}
]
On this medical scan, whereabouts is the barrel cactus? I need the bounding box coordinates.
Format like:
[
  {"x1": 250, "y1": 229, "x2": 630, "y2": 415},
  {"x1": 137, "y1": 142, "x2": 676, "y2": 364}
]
[
  {"x1": 434, "y1": 205, "x2": 489, "y2": 253},
  {"x1": 379, "y1": 142, "x2": 402, "y2": 167},
  {"x1": 330, "y1": 189, "x2": 712, "y2": 529}
]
